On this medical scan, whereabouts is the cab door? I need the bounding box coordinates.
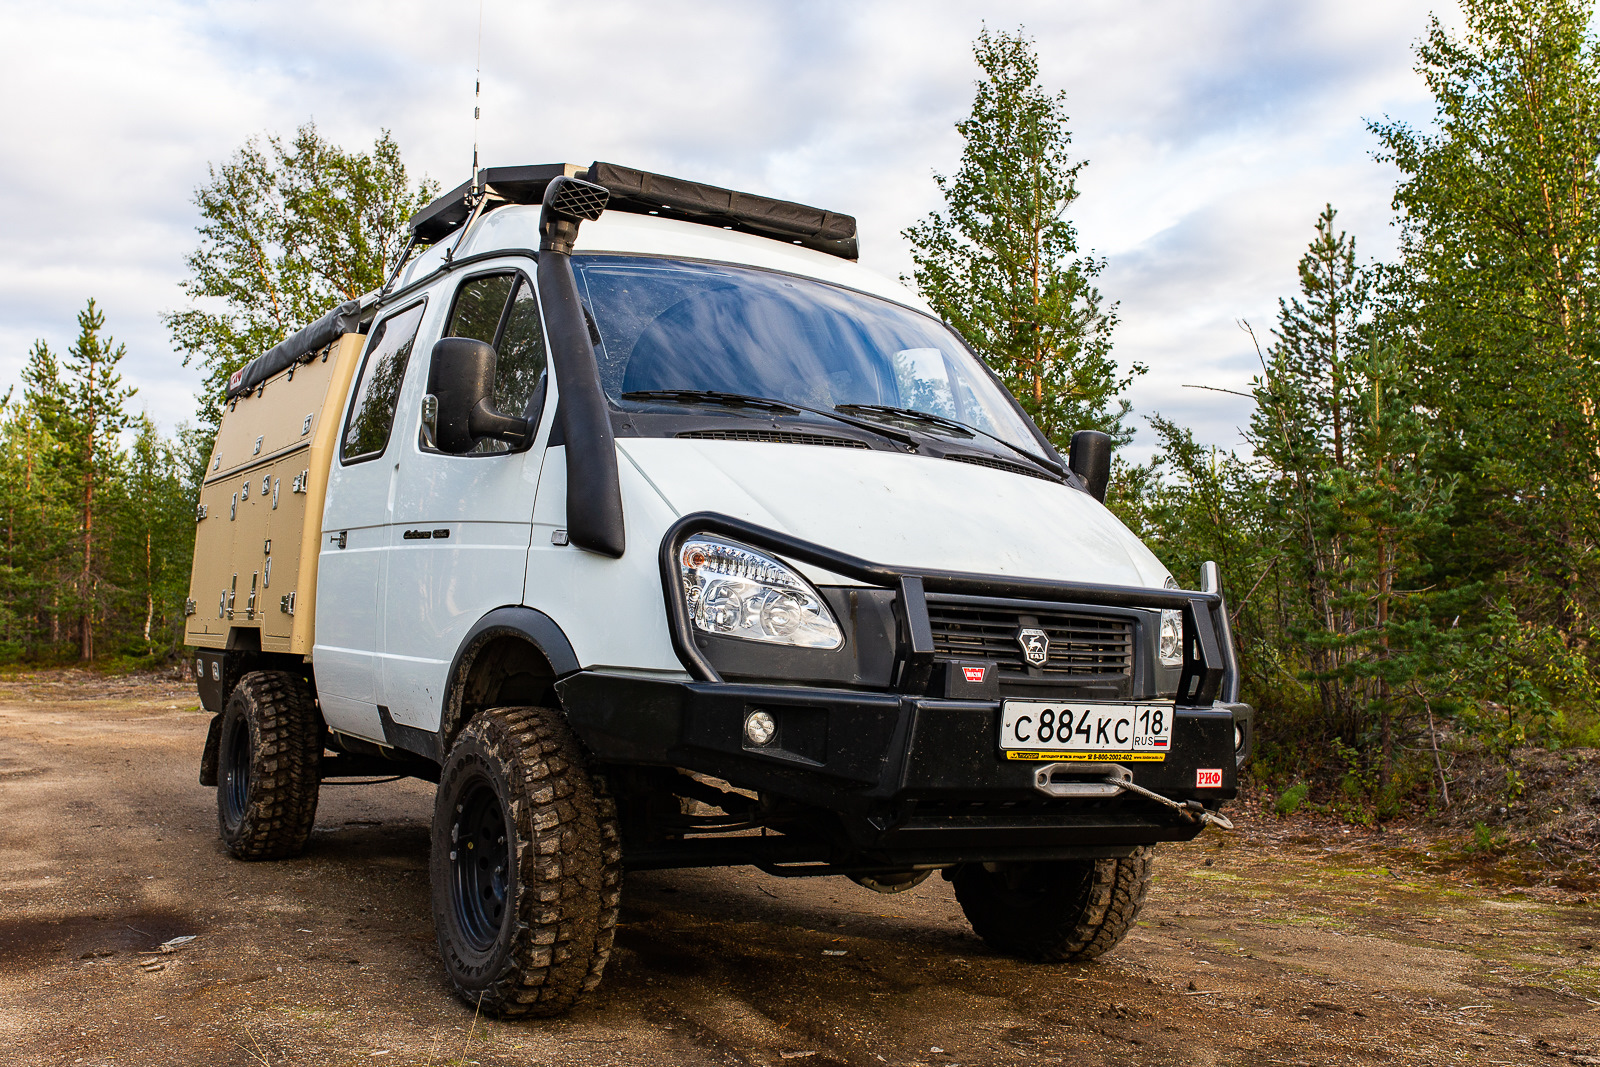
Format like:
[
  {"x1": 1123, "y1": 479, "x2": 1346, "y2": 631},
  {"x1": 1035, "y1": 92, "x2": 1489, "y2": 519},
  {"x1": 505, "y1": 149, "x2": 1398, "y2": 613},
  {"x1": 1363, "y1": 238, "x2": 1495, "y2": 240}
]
[
  {"x1": 380, "y1": 264, "x2": 553, "y2": 732},
  {"x1": 314, "y1": 298, "x2": 428, "y2": 740}
]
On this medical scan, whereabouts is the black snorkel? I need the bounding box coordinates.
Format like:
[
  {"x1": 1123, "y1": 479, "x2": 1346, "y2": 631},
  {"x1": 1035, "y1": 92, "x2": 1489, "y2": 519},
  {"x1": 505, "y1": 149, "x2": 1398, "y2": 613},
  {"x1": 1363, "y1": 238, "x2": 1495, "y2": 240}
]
[{"x1": 536, "y1": 176, "x2": 626, "y2": 558}]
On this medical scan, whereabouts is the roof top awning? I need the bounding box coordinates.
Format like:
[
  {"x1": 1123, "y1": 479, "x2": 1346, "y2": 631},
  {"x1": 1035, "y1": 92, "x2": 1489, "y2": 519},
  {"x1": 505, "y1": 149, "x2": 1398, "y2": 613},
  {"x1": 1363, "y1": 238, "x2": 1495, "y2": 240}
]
[{"x1": 408, "y1": 161, "x2": 858, "y2": 260}]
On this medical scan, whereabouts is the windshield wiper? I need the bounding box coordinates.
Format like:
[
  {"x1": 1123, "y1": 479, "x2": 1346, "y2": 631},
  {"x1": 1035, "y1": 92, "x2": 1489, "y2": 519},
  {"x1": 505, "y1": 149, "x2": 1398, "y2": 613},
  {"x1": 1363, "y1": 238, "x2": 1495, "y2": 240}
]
[
  {"x1": 834, "y1": 403, "x2": 975, "y2": 438},
  {"x1": 622, "y1": 389, "x2": 800, "y2": 414},
  {"x1": 621, "y1": 389, "x2": 921, "y2": 448},
  {"x1": 835, "y1": 403, "x2": 1063, "y2": 475}
]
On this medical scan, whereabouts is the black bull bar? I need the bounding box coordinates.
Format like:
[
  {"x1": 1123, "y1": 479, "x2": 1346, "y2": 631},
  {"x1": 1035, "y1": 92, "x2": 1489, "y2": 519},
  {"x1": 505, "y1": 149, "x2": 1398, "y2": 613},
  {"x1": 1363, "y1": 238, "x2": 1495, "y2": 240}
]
[{"x1": 655, "y1": 512, "x2": 1240, "y2": 706}]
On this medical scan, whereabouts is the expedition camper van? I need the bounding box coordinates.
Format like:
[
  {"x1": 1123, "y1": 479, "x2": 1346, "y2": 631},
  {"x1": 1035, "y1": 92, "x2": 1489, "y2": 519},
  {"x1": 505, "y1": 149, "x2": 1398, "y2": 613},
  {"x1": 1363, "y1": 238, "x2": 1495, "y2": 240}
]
[{"x1": 186, "y1": 163, "x2": 1252, "y2": 1016}]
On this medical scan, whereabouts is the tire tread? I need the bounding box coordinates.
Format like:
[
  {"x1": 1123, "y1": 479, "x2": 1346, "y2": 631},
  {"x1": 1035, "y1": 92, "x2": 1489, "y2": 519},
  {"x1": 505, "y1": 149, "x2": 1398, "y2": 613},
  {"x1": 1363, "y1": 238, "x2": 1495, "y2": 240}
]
[
  {"x1": 955, "y1": 847, "x2": 1155, "y2": 962},
  {"x1": 434, "y1": 706, "x2": 621, "y2": 1017},
  {"x1": 218, "y1": 671, "x2": 321, "y2": 861}
]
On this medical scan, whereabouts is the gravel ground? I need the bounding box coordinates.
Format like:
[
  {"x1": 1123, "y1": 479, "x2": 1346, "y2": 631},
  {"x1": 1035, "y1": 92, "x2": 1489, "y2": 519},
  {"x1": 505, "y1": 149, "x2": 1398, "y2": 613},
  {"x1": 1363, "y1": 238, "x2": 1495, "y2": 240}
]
[{"x1": 1, "y1": 670, "x2": 1597, "y2": 1066}]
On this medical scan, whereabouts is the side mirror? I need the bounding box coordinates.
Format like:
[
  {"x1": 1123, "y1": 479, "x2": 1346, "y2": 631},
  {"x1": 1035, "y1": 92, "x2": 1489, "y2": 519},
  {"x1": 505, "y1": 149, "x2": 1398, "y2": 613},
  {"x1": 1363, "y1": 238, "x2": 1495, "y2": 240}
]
[
  {"x1": 425, "y1": 337, "x2": 531, "y2": 454},
  {"x1": 1068, "y1": 429, "x2": 1112, "y2": 502}
]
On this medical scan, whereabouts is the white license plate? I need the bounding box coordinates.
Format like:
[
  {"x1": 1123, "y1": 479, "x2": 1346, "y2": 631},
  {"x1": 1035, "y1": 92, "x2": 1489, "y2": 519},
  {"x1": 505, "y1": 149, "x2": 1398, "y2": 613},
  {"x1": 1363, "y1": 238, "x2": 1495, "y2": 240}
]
[{"x1": 999, "y1": 700, "x2": 1174, "y2": 762}]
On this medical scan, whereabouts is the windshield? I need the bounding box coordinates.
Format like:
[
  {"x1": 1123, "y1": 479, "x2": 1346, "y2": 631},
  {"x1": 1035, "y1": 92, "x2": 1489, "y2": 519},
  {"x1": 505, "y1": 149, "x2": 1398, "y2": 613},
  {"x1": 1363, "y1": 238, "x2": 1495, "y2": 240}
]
[{"x1": 571, "y1": 255, "x2": 1043, "y2": 455}]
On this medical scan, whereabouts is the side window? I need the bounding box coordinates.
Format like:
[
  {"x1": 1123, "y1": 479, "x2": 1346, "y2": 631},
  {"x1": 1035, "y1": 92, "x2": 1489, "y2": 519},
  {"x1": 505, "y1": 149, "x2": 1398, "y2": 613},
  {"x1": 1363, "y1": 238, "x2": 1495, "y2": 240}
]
[
  {"x1": 342, "y1": 300, "x2": 426, "y2": 463},
  {"x1": 493, "y1": 281, "x2": 547, "y2": 415},
  {"x1": 446, "y1": 273, "x2": 514, "y2": 345},
  {"x1": 439, "y1": 271, "x2": 548, "y2": 454}
]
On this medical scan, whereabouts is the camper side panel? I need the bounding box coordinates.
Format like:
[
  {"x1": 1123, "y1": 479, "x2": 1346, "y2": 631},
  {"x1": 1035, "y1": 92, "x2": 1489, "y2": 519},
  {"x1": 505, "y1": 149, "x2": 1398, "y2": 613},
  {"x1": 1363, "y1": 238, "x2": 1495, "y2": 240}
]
[{"x1": 185, "y1": 334, "x2": 364, "y2": 654}]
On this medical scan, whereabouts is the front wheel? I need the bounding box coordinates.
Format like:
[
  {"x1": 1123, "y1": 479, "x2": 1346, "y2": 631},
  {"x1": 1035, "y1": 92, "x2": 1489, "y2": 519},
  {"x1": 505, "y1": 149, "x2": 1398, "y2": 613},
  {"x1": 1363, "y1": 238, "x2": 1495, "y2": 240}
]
[
  {"x1": 430, "y1": 706, "x2": 622, "y2": 1017},
  {"x1": 952, "y1": 847, "x2": 1155, "y2": 961}
]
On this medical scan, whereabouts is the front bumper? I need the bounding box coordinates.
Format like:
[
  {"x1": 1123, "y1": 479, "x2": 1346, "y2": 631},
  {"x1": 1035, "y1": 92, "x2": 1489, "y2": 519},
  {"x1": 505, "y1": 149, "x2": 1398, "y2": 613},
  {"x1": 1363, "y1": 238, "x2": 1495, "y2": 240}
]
[{"x1": 556, "y1": 669, "x2": 1252, "y2": 865}]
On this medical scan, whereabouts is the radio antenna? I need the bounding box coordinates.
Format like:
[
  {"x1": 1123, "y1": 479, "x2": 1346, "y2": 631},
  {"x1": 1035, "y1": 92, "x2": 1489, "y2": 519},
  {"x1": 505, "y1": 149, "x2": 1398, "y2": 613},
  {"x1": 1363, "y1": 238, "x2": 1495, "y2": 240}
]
[{"x1": 471, "y1": 0, "x2": 484, "y2": 195}]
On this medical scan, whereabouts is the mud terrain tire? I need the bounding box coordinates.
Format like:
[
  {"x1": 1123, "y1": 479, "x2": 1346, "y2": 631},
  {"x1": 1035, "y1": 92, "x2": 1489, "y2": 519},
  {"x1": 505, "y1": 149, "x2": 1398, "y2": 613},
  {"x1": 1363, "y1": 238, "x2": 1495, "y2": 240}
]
[
  {"x1": 430, "y1": 706, "x2": 622, "y2": 1017},
  {"x1": 216, "y1": 670, "x2": 322, "y2": 860},
  {"x1": 953, "y1": 847, "x2": 1154, "y2": 961}
]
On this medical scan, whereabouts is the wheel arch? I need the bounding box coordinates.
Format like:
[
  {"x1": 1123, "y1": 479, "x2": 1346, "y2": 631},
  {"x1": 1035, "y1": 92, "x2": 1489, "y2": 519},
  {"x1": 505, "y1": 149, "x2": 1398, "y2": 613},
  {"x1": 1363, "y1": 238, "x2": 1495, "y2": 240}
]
[
  {"x1": 197, "y1": 634, "x2": 317, "y2": 787},
  {"x1": 439, "y1": 606, "x2": 580, "y2": 752}
]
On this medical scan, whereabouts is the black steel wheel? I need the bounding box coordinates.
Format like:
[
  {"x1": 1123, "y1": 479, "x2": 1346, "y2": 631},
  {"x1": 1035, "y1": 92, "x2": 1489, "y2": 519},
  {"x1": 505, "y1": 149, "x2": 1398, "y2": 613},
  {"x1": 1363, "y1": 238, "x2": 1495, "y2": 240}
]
[
  {"x1": 449, "y1": 779, "x2": 511, "y2": 952},
  {"x1": 215, "y1": 671, "x2": 322, "y2": 860},
  {"x1": 430, "y1": 706, "x2": 622, "y2": 1017},
  {"x1": 952, "y1": 848, "x2": 1154, "y2": 962},
  {"x1": 219, "y1": 710, "x2": 252, "y2": 830}
]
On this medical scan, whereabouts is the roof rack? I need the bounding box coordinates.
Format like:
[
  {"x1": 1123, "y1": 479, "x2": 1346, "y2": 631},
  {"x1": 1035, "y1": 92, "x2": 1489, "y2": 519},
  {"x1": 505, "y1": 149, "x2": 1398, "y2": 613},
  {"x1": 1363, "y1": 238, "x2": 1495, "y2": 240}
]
[
  {"x1": 226, "y1": 163, "x2": 860, "y2": 401},
  {"x1": 408, "y1": 161, "x2": 859, "y2": 260}
]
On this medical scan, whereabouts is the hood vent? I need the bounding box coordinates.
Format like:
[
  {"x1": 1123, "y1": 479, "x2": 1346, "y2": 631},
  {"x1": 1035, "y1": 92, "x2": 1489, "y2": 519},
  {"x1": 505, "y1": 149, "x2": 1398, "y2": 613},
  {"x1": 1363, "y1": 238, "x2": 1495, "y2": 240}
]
[
  {"x1": 946, "y1": 452, "x2": 1055, "y2": 482},
  {"x1": 678, "y1": 430, "x2": 868, "y2": 449}
]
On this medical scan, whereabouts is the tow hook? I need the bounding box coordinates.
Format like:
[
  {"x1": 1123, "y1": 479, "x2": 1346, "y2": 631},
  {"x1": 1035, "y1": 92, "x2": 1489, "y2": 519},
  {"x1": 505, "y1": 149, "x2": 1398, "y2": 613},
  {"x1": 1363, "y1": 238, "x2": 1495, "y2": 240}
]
[{"x1": 1031, "y1": 762, "x2": 1234, "y2": 831}]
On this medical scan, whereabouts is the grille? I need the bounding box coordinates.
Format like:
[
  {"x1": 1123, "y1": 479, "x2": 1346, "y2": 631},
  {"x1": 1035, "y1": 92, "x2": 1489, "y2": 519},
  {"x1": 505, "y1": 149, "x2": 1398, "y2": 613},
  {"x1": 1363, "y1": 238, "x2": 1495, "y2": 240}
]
[
  {"x1": 927, "y1": 599, "x2": 1134, "y2": 678},
  {"x1": 945, "y1": 453, "x2": 1054, "y2": 482},
  {"x1": 549, "y1": 178, "x2": 609, "y2": 221},
  {"x1": 678, "y1": 430, "x2": 868, "y2": 448}
]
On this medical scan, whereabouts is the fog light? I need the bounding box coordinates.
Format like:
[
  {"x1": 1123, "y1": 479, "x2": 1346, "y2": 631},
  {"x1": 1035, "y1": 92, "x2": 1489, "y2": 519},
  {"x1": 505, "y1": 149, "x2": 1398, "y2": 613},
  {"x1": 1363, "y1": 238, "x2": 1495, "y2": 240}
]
[
  {"x1": 1234, "y1": 725, "x2": 1243, "y2": 751},
  {"x1": 744, "y1": 710, "x2": 777, "y2": 747}
]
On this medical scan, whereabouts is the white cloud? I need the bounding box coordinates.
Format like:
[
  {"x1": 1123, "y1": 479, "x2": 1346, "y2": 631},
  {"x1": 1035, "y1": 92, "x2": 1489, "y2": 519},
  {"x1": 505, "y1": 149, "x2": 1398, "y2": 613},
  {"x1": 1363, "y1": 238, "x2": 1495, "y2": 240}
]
[{"x1": 0, "y1": 0, "x2": 1456, "y2": 449}]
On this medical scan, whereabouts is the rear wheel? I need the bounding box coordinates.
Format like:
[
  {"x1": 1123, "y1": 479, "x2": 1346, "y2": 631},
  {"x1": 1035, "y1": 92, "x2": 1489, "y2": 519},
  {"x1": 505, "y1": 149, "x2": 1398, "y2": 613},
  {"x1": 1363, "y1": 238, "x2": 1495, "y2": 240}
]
[
  {"x1": 953, "y1": 847, "x2": 1154, "y2": 961},
  {"x1": 430, "y1": 706, "x2": 622, "y2": 1017},
  {"x1": 216, "y1": 671, "x2": 322, "y2": 860}
]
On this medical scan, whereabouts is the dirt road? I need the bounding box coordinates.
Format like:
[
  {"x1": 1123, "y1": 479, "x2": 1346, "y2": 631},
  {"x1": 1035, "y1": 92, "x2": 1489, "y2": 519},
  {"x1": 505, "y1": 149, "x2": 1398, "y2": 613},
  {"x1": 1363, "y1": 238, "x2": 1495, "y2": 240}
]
[{"x1": 1, "y1": 672, "x2": 1597, "y2": 1066}]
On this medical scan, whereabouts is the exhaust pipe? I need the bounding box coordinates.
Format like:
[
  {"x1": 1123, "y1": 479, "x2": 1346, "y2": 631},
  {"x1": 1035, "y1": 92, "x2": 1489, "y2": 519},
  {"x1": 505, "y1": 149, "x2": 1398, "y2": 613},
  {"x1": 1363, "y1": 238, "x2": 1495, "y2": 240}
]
[{"x1": 536, "y1": 176, "x2": 626, "y2": 558}]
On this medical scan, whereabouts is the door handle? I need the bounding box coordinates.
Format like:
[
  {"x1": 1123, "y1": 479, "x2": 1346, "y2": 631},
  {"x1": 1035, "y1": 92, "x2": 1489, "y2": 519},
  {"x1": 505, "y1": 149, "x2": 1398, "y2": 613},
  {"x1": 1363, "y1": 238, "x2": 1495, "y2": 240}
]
[{"x1": 329, "y1": 530, "x2": 347, "y2": 549}]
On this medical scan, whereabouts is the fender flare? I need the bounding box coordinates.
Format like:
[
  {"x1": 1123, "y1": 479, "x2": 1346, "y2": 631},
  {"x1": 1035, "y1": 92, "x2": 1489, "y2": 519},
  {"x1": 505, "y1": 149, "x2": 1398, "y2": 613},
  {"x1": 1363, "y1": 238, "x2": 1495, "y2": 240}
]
[{"x1": 436, "y1": 606, "x2": 580, "y2": 750}]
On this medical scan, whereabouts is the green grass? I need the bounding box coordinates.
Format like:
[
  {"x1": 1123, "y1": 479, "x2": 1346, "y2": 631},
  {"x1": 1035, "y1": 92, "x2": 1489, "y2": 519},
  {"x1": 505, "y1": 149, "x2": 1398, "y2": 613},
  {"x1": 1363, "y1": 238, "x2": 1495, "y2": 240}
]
[{"x1": 1274, "y1": 781, "x2": 1310, "y2": 816}]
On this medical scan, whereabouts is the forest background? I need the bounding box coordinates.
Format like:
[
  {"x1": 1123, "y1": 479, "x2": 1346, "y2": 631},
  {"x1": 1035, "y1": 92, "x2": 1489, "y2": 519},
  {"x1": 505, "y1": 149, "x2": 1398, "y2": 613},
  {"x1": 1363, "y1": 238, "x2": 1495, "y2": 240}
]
[{"x1": 0, "y1": 0, "x2": 1593, "y2": 819}]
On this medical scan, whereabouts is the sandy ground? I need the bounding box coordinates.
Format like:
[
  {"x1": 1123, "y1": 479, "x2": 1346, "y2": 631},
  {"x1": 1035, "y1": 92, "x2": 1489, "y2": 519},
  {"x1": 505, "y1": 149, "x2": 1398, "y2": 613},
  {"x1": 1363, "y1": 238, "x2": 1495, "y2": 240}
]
[{"x1": 1, "y1": 671, "x2": 1598, "y2": 1067}]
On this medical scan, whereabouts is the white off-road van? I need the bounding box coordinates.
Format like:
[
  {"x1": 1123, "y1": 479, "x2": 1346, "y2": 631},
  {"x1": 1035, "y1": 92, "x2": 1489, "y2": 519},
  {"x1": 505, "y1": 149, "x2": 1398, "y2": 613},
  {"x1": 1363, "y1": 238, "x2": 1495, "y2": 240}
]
[{"x1": 186, "y1": 163, "x2": 1252, "y2": 1016}]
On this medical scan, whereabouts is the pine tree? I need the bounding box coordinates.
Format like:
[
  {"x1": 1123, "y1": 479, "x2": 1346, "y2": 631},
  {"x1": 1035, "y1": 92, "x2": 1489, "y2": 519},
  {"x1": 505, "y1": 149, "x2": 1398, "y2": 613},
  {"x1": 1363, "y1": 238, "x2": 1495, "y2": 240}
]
[
  {"x1": 60, "y1": 299, "x2": 135, "y2": 660},
  {"x1": 1249, "y1": 210, "x2": 1457, "y2": 787},
  {"x1": 904, "y1": 27, "x2": 1139, "y2": 449},
  {"x1": 11, "y1": 340, "x2": 76, "y2": 650},
  {"x1": 117, "y1": 416, "x2": 194, "y2": 652}
]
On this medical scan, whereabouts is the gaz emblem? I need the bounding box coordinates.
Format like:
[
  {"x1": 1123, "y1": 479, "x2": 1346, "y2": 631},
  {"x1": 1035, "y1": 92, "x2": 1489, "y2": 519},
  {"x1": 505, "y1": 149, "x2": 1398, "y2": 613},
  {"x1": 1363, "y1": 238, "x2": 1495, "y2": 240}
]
[{"x1": 1016, "y1": 627, "x2": 1049, "y2": 667}]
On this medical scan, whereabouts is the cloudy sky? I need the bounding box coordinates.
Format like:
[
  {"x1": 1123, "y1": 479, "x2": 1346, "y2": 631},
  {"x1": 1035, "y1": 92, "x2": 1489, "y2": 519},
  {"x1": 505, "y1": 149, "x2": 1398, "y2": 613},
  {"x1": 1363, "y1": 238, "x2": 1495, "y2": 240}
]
[{"x1": 0, "y1": 0, "x2": 1457, "y2": 460}]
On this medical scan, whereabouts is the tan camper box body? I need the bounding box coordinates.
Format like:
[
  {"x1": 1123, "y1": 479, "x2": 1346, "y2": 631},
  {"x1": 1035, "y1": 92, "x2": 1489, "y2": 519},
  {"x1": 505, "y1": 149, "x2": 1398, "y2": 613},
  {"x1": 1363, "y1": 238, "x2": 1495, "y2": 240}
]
[{"x1": 185, "y1": 334, "x2": 363, "y2": 655}]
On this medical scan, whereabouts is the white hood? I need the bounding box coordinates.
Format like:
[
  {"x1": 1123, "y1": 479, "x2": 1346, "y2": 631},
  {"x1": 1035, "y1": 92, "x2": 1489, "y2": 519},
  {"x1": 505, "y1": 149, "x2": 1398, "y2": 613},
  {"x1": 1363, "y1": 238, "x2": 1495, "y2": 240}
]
[{"x1": 618, "y1": 439, "x2": 1172, "y2": 589}]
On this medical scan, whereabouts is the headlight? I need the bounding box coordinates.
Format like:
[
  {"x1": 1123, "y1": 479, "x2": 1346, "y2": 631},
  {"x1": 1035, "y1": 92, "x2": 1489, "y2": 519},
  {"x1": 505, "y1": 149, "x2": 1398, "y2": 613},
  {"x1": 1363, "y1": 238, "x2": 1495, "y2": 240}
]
[
  {"x1": 1159, "y1": 609, "x2": 1184, "y2": 666},
  {"x1": 678, "y1": 536, "x2": 844, "y2": 649},
  {"x1": 1159, "y1": 575, "x2": 1183, "y2": 667}
]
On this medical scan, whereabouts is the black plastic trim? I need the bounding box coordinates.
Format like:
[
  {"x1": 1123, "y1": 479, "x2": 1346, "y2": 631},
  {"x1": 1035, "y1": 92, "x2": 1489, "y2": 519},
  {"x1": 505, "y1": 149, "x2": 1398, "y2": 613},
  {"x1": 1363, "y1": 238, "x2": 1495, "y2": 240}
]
[
  {"x1": 377, "y1": 703, "x2": 443, "y2": 763},
  {"x1": 437, "y1": 605, "x2": 581, "y2": 747},
  {"x1": 199, "y1": 714, "x2": 223, "y2": 787}
]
